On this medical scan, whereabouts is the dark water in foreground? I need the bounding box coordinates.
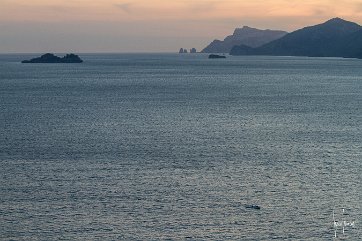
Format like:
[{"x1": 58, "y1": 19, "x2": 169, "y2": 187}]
[{"x1": 0, "y1": 54, "x2": 361, "y2": 240}]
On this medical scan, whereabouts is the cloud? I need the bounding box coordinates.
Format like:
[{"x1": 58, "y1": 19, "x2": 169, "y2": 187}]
[
  {"x1": 114, "y1": 2, "x2": 133, "y2": 14},
  {"x1": 188, "y1": 1, "x2": 219, "y2": 13},
  {"x1": 46, "y1": 5, "x2": 72, "y2": 13}
]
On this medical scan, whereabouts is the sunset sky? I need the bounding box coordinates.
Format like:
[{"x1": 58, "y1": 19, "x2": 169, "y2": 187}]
[{"x1": 1, "y1": 0, "x2": 362, "y2": 53}]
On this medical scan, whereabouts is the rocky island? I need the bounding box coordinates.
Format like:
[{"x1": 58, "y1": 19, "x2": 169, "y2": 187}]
[
  {"x1": 179, "y1": 48, "x2": 197, "y2": 53},
  {"x1": 22, "y1": 53, "x2": 83, "y2": 63},
  {"x1": 208, "y1": 54, "x2": 226, "y2": 59},
  {"x1": 179, "y1": 48, "x2": 188, "y2": 54}
]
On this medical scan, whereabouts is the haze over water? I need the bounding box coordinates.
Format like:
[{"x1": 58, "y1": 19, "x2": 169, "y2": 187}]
[
  {"x1": 0, "y1": 54, "x2": 361, "y2": 240},
  {"x1": 2, "y1": 0, "x2": 362, "y2": 53}
]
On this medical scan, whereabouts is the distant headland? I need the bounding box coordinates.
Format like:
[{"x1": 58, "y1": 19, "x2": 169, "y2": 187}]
[
  {"x1": 200, "y1": 17, "x2": 362, "y2": 59},
  {"x1": 22, "y1": 53, "x2": 83, "y2": 63},
  {"x1": 230, "y1": 18, "x2": 362, "y2": 59},
  {"x1": 202, "y1": 26, "x2": 287, "y2": 53}
]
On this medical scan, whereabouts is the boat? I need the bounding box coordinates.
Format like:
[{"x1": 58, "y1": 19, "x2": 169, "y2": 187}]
[{"x1": 245, "y1": 204, "x2": 261, "y2": 210}]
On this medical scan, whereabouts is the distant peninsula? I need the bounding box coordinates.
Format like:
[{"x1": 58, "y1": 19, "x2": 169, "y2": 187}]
[
  {"x1": 22, "y1": 53, "x2": 83, "y2": 63},
  {"x1": 202, "y1": 26, "x2": 287, "y2": 53},
  {"x1": 230, "y1": 18, "x2": 362, "y2": 59}
]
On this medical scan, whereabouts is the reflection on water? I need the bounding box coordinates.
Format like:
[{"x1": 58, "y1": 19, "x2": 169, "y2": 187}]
[{"x1": 0, "y1": 54, "x2": 361, "y2": 240}]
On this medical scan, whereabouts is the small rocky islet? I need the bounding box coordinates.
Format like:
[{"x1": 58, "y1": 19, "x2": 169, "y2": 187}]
[
  {"x1": 208, "y1": 54, "x2": 226, "y2": 59},
  {"x1": 22, "y1": 53, "x2": 83, "y2": 63}
]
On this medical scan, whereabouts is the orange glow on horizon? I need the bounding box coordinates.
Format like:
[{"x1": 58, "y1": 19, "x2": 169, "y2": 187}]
[
  {"x1": 1, "y1": 0, "x2": 362, "y2": 52},
  {"x1": 2, "y1": 0, "x2": 362, "y2": 28}
]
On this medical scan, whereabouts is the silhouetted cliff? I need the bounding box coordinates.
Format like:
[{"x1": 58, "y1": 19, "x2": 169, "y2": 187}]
[
  {"x1": 230, "y1": 18, "x2": 362, "y2": 59},
  {"x1": 202, "y1": 26, "x2": 287, "y2": 53}
]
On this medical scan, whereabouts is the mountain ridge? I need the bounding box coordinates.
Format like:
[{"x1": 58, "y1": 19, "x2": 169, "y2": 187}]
[
  {"x1": 230, "y1": 18, "x2": 362, "y2": 58},
  {"x1": 201, "y1": 27, "x2": 287, "y2": 53}
]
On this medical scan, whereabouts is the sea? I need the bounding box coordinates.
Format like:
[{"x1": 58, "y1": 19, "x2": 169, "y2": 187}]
[{"x1": 0, "y1": 54, "x2": 361, "y2": 240}]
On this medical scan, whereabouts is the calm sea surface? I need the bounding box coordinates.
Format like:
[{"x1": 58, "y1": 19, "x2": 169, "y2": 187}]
[{"x1": 0, "y1": 54, "x2": 361, "y2": 240}]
